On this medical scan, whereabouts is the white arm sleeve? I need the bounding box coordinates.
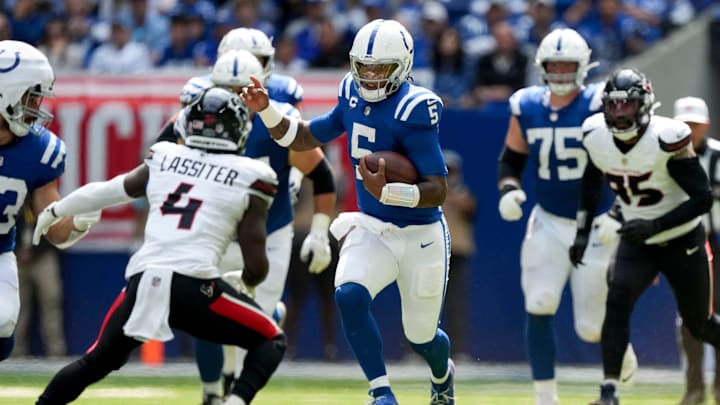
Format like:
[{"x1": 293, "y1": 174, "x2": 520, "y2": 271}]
[{"x1": 53, "y1": 174, "x2": 135, "y2": 217}]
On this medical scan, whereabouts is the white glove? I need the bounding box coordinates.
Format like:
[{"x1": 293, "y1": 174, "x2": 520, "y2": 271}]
[
  {"x1": 300, "y1": 213, "x2": 332, "y2": 274},
  {"x1": 596, "y1": 214, "x2": 622, "y2": 245},
  {"x1": 222, "y1": 270, "x2": 255, "y2": 299},
  {"x1": 498, "y1": 189, "x2": 527, "y2": 221},
  {"x1": 32, "y1": 202, "x2": 63, "y2": 245},
  {"x1": 288, "y1": 167, "x2": 304, "y2": 205},
  {"x1": 73, "y1": 210, "x2": 102, "y2": 231}
]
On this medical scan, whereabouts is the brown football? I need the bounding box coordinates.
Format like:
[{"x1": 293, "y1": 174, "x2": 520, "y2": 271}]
[{"x1": 364, "y1": 151, "x2": 419, "y2": 184}]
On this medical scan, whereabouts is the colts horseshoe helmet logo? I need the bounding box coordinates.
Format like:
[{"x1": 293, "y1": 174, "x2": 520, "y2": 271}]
[{"x1": 0, "y1": 50, "x2": 21, "y2": 73}]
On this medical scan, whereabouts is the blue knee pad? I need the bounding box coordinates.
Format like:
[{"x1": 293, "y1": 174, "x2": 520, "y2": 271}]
[
  {"x1": 409, "y1": 329, "x2": 450, "y2": 379},
  {"x1": 335, "y1": 282, "x2": 372, "y2": 313},
  {"x1": 195, "y1": 339, "x2": 224, "y2": 383},
  {"x1": 0, "y1": 335, "x2": 15, "y2": 361}
]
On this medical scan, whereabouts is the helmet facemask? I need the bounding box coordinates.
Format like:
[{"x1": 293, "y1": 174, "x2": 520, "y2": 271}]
[
  {"x1": 350, "y1": 59, "x2": 403, "y2": 103},
  {"x1": 540, "y1": 61, "x2": 581, "y2": 96},
  {"x1": 603, "y1": 97, "x2": 643, "y2": 141},
  {"x1": 602, "y1": 68, "x2": 656, "y2": 142}
]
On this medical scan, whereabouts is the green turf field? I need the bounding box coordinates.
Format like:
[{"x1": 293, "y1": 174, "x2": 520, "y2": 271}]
[{"x1": 0, "y1": 374, "x2": 690, "y2": 404}]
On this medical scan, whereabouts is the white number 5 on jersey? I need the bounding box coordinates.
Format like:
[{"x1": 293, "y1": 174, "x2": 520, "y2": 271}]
[{"x1": 351, "y1": 122, "x2": 376, "y2": 180}]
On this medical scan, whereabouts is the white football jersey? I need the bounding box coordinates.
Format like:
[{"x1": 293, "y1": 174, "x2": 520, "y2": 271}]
[
  {"x1": 126, "y1": 142, "x2": 277, "y2": 279},
  {"x1": 583, "y1": 113, "x2": 699, "y2": 244}
]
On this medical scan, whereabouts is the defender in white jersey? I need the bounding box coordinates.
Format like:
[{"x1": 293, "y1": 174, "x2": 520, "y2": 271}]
[
  {"x1": 242, "y1": 19, "x2": 454, "y2": 405},
  {"x1": 0, "y1": 40, "x2": 100, "y2": 362},
  {"x1": 496, "y1": 28, "x2": 636, "y2": 404},
  {"x1": 195, "y1": 49, "x2": 336, "y2": 404},
  {"x1": 570, "y1": 69, "x2": 720, "y2": 405},
  {"x1": 33, "y1": 88, "x2": 285, "y2": 405}
]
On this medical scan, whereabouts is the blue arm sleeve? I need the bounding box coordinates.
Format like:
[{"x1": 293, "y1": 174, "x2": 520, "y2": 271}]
[{"x1": 309, "y1": 104, "x2": 346, "y2": 144}]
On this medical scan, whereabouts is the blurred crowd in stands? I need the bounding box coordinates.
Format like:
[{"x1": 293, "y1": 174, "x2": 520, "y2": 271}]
[{"x1": 0, "y1": 0, "x2": 714, "y2": 109}]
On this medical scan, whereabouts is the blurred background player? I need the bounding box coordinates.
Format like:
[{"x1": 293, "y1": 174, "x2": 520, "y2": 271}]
[
  {"x1": 242, "y1": 18, "x2": 454, "y2": 405},
  {"x1": 496, "y1": 28, "x2": 636, "y2": 405},
  {"x1": 672, "y1": 96, "x2": 719, "y2": 405},
  {"x1": 13, "y1": 203, "x2": 66, "y2": 358},
  {"x1": 570, "y1": 68, "x2": 720, "y2": 405},
  {"x1": 34, "y1": 87, "x2": 285, "y2": 405},
  {"x1": 440, "y1": 149, "x2": 476, "y2": 360},
  {"x1": 0, "y1": 40, "x2": 100, "y2": 363},
  {"x1": 165, "y1": 45, "x2": 337, "y2": 404}
]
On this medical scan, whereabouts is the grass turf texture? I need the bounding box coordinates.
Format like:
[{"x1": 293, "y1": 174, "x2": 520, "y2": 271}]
[{"x1": 0, "y1": 375, "x2": 687, "y2": 404}]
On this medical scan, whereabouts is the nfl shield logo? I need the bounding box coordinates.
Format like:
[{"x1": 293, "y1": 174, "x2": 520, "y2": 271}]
[{"x1": 151, "y1": 276, "x2": 161, "y2": 287}]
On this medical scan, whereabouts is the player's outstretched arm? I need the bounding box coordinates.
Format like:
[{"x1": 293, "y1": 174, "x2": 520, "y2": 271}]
[
  {"x1": 237, "y1": 195, "x2": 270, "y2": 288},
  {"x1": 32, "y1": 164, "x2": 149, "y2": 247},
  {"x1": 241, "y1": 75, "x2": 322, "y2": 151}
]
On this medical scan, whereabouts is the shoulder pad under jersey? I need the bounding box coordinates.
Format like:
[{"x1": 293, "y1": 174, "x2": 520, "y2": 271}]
[
  {"x1": 656, "y1": 116, "x2": 692, "y2": 153},
  {"x1": 242, "y1": 157, "x2": 279, "y2": 205},
  {"x1": 392, "y1": 84, "x2": 443, "y2": 128},
  {"x1": 582, "y1": 112, "x2": 607, "y2": 137},
  {"x1": 268, "y1": 74, "x2": 304, "y2": 104},
  {"x1": 509, "y1": 86, "x2": 545, "y2": 117},
  {"x1": 33, "y1": 126, "x2": 66, "y2": 171}
]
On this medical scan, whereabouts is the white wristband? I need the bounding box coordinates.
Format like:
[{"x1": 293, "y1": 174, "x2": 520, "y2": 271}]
[
  {"x1": 275, "y1": 116, "x2": 298, "y2": 147},
  {"x1": 257, "y1": 103, "x2": 283, "y2": 128},
  {"x1": 379, "y1": 183, "x2": 420, "y2": 208}
]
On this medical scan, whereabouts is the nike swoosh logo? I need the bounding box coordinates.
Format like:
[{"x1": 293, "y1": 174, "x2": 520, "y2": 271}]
[
  {"x1": 686, "y1": 246, "x2": 699, "y2": 255},
  {"x1": 420, "y1": 241, "x2": 434, "y2": 248},
  {"x1": 621, "y1": 369, "x2": 635, "y2": 383}
]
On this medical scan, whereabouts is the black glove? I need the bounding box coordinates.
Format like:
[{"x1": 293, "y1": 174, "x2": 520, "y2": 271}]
[
  {"x1": 618, "y1": 219, "x2": 661, "y2": 245},
  {"x1": 569, "y1": 232, "x2": 589, "y2": 267}
]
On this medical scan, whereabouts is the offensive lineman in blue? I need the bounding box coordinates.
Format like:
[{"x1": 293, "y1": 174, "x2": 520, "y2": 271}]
[
  {"x1": 242, "y1": 19, "x2": 454, "y2": 405},
  {"x1": 496, "y1": 28, "x2": 636, "y2": 404},
  {"x1": 0, "y1": 40, "x2": 99, "y2": 362}
]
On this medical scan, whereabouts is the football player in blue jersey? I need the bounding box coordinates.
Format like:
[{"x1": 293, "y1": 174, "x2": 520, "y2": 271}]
[
  {"x1": 242, "y1": 19, "x2": 454, "y2": 405},
  {"x1": 496, "y1": 28, "x2": 637, "y2": 404},
  {"x1": 157, "y1": 49, "x2": 337, "y2": 405},
  {"x1": 0, "y1": 40, "x2": 100, "y2": 362}
]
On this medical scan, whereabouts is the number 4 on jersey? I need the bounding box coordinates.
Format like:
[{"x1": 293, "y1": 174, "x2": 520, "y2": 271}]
[{"x1": 161, "y1": 183, "x2": 202, "y2": 229}]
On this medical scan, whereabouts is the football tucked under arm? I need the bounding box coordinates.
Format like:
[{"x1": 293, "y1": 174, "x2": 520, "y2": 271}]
[{"x1": 364, "y1": 151, "x2": 419, "y2": 184}]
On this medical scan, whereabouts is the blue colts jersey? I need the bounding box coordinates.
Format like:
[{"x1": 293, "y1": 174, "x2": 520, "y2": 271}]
[
  {"x1": 0, "y1": 126, "x2": 65, "y2": 252},
  {"x1": 245, "y1": 100, "x2": 298, "y2": 233},
  {"x1": 510, "y1": 83, "x2": 614, "y2": 218},
  {"x1": 309, "y1": 74, "x2": 447, "y2": 227},
  {"x1": 266, "y1": 74, "x2": 304, "y2": 106}
]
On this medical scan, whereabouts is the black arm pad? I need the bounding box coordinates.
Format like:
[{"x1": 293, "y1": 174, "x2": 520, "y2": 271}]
[
  {"x1": 156, "y1": 120, "x2": 177, "y2": 144},
  {"x1": 577, "y1": 159, "x2": 605, "y2": 235},
  {"x1": 497, "y1": 146, "x2": 528, "y2": 185},
  {"x1": 657, "y1": 156, "x2": 713, "y2": 230},
  {"x1": 307, "y1": 157, "x2": 335, "y2": 195}
]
